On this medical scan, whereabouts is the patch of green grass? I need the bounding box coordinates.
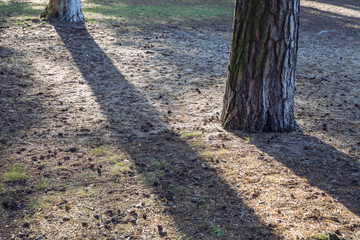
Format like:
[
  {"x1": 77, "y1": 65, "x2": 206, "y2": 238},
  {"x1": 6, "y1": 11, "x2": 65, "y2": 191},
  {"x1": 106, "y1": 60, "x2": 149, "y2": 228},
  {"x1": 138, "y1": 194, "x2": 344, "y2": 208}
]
[
  {"x1": 29, "y1": 197, "x2": 56, "y2": 210},
  {"x1": 87, "y1": 173, "x2": 98, "y2": 180},
  {"x1": 203, "y1": 150, "x2": 214, "y2": 158},
  {"x1": 83, "y1": 0, "x2": 233, "y2": 24},
  {"x1": 28, "y1": 199, "x2": 40, "y2": 209},
  {"x1": 181, "y1": 131, "x2": 201, "y2": 138},
  {"x1": 29, "y1": 195, "x2": 60, "y2": 210},
  {"x1": 90, "y1": 147, "x2": 125, "y2": 164},
  {"x1": 111, "y1": 162, "x2": 131, "y2": 175},
  {"x1": 61, "y1": 182, "x2": 70, "y2": 187},
  {"x1": 3, "y1": 165, "x2": 27, "y2": 183},
  {"x1": 308, "y1": 233, "x2": 329, "y2": 240},
  {"x1": 151, "y1": 159, "x2": 167, "y2": 168},
  {"x1": 245, "y1": 136, "x2": 251, "y2": 143},
  {"x1": 202, "y1": 195, "x2": 211, "y2": 200},
  {"x1": 211, "y1": 226, "x2": 226, "y2": 238},
  {"x1": 0, "y1": 2, "x2": 42, "y2": 18},
  {"x1": 36, "y1": 177, "x2": 50, "y2": 190},
  {"x1": 104, "y1": 154, "x2": 124, "y2": 164},
  {"x1": 90, "y1": 147, "x2": 111, "y2": 157},
  {"x1": 192, "y1": 141, "x2": 204, "y2": 147}
]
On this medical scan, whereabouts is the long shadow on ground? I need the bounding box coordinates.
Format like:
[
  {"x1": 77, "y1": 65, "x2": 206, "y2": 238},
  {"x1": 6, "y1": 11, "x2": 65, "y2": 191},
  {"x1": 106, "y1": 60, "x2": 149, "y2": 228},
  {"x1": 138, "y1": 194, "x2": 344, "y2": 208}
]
[
  {"x1": 301, "y1": 0, "x2": 360, "y2": 32},
  {"x1": 238, "y1": 131, "x2": 360, "y2": 217},
  {"x1": 0, "y1": 46, "x2": 45, "y2": 166},
  {"x1": 312, "y1": 0, "x2": 360, "y2": 11},
  {"x1": 52, "y1": 22, "x2": 278, "y2": 239},
  {"x1": 0, "y1": 46, "x2": 47, "y2": 238}
]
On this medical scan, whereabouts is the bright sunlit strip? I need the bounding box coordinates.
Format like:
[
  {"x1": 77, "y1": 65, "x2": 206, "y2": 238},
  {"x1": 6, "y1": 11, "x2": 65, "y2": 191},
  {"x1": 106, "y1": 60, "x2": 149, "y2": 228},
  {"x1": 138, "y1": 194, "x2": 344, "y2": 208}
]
[{"x1": 302, "y1": 0, "x2": 360, "y2": 19}]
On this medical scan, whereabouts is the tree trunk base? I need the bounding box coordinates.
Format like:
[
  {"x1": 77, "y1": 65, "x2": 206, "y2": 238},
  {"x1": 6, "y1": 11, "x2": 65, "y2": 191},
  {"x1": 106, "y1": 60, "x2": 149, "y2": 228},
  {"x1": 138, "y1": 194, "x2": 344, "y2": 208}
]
[
  {"x1": 221, "y1": 0, "x2": 299, "y2": 133},
  {"x1": 44, "y1": 0, "x2": 85, "y2": 23},
  {"x1": 59, "y1": 11, "x2": 84, "y2": 23}
]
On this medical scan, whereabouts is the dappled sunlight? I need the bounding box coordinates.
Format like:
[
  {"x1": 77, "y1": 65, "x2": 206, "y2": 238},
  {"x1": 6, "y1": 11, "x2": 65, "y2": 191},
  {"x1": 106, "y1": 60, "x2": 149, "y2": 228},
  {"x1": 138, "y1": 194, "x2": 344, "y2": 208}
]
[{"x1": 1, "y1": 0, "x2": 359, "y2": 239}]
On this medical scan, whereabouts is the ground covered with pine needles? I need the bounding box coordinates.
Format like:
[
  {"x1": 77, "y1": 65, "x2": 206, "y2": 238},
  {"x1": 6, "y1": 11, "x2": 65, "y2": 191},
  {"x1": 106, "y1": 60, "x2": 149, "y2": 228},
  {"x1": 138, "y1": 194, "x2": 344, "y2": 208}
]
[{"x1": 0, "y1": 0, "x2": 359, "y2": 239}]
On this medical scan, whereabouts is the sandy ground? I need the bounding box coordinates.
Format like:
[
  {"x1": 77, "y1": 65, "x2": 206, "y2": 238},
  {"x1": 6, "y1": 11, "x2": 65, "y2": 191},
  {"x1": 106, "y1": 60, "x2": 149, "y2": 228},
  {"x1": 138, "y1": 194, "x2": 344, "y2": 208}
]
[{"x1": 0, "y1": 0, "x2": 359, "y2": 239}]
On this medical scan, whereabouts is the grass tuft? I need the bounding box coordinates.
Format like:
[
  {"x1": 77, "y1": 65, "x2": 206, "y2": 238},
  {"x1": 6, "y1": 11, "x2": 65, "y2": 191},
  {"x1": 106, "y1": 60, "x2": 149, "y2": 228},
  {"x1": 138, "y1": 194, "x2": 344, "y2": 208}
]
[
  {"x1": 3, "y1": 165, "x2": 27, "y2": 183},
  {"x1": 111, "y1": 162, "x2": 131, "y2": 175},
  {"x1": 181, "y1": 131, "x2": 201, "y2": 138},
  {"x1": 90, "y1": 147, "x2": 111, "y2": 157},
  {"x1": 28, "y1": 199, "x2": 40, "y2": 209},
  {"x1": 36, "y1": 177, "x2": 50, "y2": 190},
  {"x1": 151, "y1": 159, "x2": 167, "y2": 168},
  {"x1": 307, "y1": 233, "x2": 331, "y2": 240},
  {"x1": 211, "y1": 226, "x2": 226, "y2": 238}
]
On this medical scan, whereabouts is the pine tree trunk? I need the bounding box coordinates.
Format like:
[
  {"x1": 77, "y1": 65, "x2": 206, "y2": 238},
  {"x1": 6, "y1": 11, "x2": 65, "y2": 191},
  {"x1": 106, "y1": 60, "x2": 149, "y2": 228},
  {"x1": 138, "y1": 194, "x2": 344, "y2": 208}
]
[
  {"x1": 221, "y1": 0, "x2": 300, "y2": 132},
  {"x1": 47, "y1": 0, "x2": 84, "y2": 23}
]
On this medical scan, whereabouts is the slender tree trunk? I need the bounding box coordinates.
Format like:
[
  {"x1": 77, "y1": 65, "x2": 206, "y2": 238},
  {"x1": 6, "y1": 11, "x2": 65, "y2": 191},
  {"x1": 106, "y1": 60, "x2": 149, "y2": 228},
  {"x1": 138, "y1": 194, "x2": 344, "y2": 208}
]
[
  {"x1": 47, "y1": 0, "x2": 84, "y2": 23},
  {"x1": 221, "y1": 0, "x2": 300, "y2": 132}
]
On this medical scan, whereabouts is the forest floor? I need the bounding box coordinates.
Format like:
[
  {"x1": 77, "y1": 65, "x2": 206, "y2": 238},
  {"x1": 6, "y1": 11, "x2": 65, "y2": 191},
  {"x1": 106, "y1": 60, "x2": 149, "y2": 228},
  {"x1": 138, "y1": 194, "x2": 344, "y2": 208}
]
[{"x1": 0, "y1": 0, "x2": 360, "y2": 239}]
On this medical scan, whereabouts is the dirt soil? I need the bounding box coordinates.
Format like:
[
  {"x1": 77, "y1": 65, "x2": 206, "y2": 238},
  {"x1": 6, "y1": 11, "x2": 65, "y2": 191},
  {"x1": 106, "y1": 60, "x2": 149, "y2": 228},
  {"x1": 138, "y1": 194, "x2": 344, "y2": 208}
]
[{"x1": 0, "y1": 0, "x2": 360, "y2": 239}]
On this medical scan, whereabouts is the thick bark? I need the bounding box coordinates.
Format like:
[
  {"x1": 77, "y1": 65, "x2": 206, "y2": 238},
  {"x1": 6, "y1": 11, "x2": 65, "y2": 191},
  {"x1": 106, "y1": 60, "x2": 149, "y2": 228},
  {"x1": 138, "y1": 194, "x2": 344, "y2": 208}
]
[
  {"x1": 221, "y1": 0, "x2": 300, "y2": 132},
  {"x1": 47, "y1": 0, "x2": 84, "y2": 23}
]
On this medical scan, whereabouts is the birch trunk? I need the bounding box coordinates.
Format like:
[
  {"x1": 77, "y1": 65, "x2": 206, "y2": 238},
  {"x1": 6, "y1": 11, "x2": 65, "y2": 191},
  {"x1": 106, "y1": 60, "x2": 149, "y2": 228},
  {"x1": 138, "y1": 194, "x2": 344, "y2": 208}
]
[
  {"x1": 221, "y1": 0, "x2": 300, "y2": 132},
  {"x1": 47, "y1": 0, "x2": 84, "y2": 23}
]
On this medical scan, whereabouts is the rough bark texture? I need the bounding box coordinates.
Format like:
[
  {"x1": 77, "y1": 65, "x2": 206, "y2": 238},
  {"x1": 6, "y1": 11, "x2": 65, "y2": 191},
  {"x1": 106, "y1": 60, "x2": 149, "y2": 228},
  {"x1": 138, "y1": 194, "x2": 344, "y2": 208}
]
[
  {"x1": 47, "y1": 0, "x2": 84, "y2": 23},
  {"x1": 221, "y1": 0, "x2": 300, "y2": 132}
]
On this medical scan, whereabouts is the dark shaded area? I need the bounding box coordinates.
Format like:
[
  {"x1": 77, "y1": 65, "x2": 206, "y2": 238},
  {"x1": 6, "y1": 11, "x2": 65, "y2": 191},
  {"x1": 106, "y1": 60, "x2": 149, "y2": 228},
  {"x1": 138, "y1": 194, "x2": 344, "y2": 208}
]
[
  {"x1": 0, "y1": 46, "x2": 46, "y2": 234},
  {"x1": 301, "y1": 2, "x2": 360, "y2": 32},
  {"x1": 0, "y1": 46, "x2": 44, "y2": 156},
  {"x1": 51, "y1": 21, "x2": 278, "y2": 239},
  {"x1": 314, "y1": 0, "x2": 360, "y2": 11}
]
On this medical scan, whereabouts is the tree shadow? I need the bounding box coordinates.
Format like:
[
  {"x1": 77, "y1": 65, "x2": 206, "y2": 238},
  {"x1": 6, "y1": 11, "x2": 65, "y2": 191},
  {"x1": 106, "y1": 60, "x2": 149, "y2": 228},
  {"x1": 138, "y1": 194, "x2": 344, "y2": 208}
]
[
  {"x1": 0, "y1": 46, "x2": 45, "y2": 157},
  {"x1": 301, "y1": 1, "x2": 360, "y2": 32},
  {"x1": 237, "y1": 130, "x2": 360, "y2": 217},
  {"x1": 311, "y1": 0, "x2": 360, "y2": 12},
  {"x1": 0, "y1": 46, "x2": 48, "y2": 238},
  {"x1": 51, "y1": 21, "x2": 278, "y2": 239}
]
